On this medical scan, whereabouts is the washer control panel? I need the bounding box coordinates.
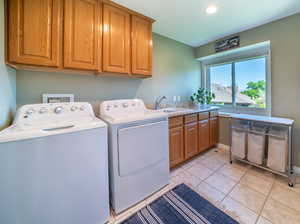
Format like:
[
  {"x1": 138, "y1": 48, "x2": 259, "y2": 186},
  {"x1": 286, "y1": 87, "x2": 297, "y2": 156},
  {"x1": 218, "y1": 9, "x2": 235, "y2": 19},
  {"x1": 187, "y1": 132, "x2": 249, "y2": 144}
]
[{"x1": 15, "y1": 102, "x2": 95, "y2": 126}]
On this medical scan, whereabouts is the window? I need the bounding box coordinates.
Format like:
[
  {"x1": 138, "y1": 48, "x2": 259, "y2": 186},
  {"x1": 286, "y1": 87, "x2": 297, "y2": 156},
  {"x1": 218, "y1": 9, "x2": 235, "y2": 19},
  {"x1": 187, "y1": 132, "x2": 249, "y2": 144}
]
[
  {"x1": 209, "y1": 63, "x2": 232, "y2": 105},
  {"x1": 207, "y1": 56, "x2": 268, "y2": 112},
  {"x1": 235, "y1": 57, "x2": 266, "y2": 108}
]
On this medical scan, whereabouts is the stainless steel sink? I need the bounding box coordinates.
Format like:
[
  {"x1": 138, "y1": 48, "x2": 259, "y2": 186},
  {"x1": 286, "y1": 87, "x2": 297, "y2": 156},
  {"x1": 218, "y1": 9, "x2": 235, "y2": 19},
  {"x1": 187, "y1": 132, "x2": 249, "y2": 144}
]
[
  {"x1": 157, "y1": 107, "x2": 193, "y2": 114},
  {"x1": 162, "y1": 108, "x2": 178, "y2": 113}
]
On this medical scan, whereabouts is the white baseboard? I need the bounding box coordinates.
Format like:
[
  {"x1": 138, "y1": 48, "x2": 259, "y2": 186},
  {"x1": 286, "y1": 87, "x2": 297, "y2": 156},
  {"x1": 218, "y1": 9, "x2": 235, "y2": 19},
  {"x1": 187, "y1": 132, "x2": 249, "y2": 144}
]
[
  {"x1": 293, "y1": 166, "x2": 300, "y2": 175},
  {"x1": 217, "y1": 143, "x2": 230, "y2": 151},
  {"x1": 216, "y1": 143, "x2": 300, "y2": 175}
]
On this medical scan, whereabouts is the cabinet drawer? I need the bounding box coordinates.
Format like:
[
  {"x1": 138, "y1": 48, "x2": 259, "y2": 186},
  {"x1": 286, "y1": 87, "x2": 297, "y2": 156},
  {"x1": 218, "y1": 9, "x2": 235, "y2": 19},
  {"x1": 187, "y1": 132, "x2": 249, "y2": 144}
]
[
  {"x1": 184, "y1": 114, "x2": 197, "y2": 124},
  {"x1": 169, "y1": 116, "x2": 183, "y2": 128},
  {"x1": 210, "y1": 110, "x2": 218, "y2": 117},
  {"x1": 199, "y1": 119, "x2": 209, "y2": 127},
  {"x1": 198, "y1": 112, "x2": 209, "y2": 120}
]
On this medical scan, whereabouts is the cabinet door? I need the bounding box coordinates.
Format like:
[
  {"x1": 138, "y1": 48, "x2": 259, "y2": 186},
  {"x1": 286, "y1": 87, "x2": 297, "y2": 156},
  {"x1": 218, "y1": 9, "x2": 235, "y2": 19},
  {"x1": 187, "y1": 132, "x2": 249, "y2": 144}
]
[
  {"x1": 169, "y1": 126, "x2": 184, "y2": 168},
  {"x1": 8, "y1": 0, "x2": 61, "y2": 67},
  {"x1": 64, "y1": 0, "x2": 101, "y2": 70},
  {"x1": 199, "y1": 119, "x2": 210, "y2": 152},
  {"x1": 131, "y1": 15, "x2": 152, "y2": 76},
  {"x1": 210, "y1": 117, "x2": 219, "y2": 146},
  {"x1": 103, "y1": 4, "x2": 130, "y2": 73},
  {"x1": 184, "y1": 122, "x2": 198, "y2": 159}
]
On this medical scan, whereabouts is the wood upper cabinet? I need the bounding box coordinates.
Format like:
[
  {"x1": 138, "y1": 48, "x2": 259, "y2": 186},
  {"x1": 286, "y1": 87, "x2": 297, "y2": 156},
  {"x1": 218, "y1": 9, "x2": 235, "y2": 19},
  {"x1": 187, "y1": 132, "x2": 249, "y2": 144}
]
[
  {"x1": 198, "y1": 119, "x2": 210, "y2": 152},
  {"x1": 102, "y1": 3, "x2": 130, "y2": 74},
  {"x1": 169, "y1": 126, "x2": 184, "y2": 168},
  {"x1": 209, "y1": 117, "x2": 219, "y2": 146},
  {"x1": 6, "y1": 0, "x2": 154, "y2": 76},
  {"x1": 64, "y1": 0, "x2": 101, "y2": 70},
  {"x1": 184, "y1": 122, "x2": 198, "y2": 159},
  {"x1": 131, "y1": 15, "x2": 153, "y2": 76},
  {"x1": 7, "y1": 0, "x2": 61, "y2": 67}
]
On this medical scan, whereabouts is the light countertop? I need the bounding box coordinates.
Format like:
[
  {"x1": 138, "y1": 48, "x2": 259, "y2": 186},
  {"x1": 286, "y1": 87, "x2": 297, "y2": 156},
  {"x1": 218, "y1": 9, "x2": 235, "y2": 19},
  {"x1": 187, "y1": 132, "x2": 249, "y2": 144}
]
[
  {"x1": 218, "y1": 112, "x2": 294, "y2": 126},
  {"x1": 157, "y1": 106, "x2": 219, "y2": 118},
  {"x1": 230, "y1": 113, "x2": 294, "y2": 126},
  {"x1": 146, "y1": 103, "x2": 294, "y2": 126}
]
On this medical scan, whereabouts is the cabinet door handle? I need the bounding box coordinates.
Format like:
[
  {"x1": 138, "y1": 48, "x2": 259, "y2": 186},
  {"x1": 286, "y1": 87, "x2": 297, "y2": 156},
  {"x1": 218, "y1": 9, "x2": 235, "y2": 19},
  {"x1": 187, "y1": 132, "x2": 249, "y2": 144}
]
[{"x1": 200, "y1": 121, "x2": 208, "y2": 125}]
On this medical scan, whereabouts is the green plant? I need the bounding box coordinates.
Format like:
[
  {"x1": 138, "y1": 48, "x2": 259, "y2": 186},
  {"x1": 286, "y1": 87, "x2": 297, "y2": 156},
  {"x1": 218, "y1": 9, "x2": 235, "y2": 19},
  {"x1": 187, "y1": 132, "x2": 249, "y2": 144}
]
[
  {"x1": 241, "y1": 80, "x2": 265, "y2": 100},
  {"x1": 190, "y1": 88, "x2": 216, "y2": 104}
]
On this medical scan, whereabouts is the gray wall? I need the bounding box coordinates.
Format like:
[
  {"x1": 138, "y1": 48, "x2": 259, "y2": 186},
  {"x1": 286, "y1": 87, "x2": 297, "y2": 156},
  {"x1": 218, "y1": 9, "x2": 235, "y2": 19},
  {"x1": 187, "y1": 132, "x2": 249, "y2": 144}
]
[
  {"x1": 195, "y1": 13, "x2": 300, "y2": 165},
  {"x1": 0, "y1": 0, "x2": 16, "y2": 130},
  {"x1": 17, "y1": 33, "x2": 200, "y2": 106},
  {"x1": 218, "y1": 117, "x2": 231, "y2": 146}
]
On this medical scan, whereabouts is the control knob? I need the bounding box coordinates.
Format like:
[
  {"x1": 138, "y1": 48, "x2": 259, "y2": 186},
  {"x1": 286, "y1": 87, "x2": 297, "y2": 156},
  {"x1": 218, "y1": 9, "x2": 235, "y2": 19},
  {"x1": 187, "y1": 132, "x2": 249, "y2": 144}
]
[
  {"x1": 39, "y1": 107, "x2": 48, "y2": 114},
  {"x1": 71, "y1": 106, "x2": 78, "y2": 112},
  {"x1": 54, "y1": 106, "x2": 64, "y2": 114},
  {"x1": 25, "y1": 108, "x2": 35, "y2": 115}
]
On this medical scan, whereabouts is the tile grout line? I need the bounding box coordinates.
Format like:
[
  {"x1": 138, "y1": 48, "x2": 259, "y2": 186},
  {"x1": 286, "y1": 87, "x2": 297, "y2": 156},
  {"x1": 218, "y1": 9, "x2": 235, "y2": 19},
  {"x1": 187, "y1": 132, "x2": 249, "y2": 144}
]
[
  {"x1": 219, "y1": 162, "x2": 249, "y2": 204},
  {"x1": 193, "y1": 153, "x2": 234, "y2": 204},
  {"x1": 193, "y1": 162, "x2": 228, "y2": 195},
  {"x1": 185, "y1": 149, "x2": 229, "y2": 194},
  {"x1": 211, "y1": 164, "x2": 251, "y2": 222},
  {"x1": 171, "y1": 151, "x2": 273, "y2": 224},
  {"x1": 191, "y1": 152, "x2": 231, "y2": 206},
  {"x1": 217, "y1": 163, "x2": 275, "y2": 223},
  {"x1": 240, "y1": 169, "x2": 276, "y2": 197},
  {"x1": 171, "y1": 150, "x2": 300, "y2": 224},
  {"x1": 268, "y1": 179, "x2": 300, "y2": 216},
  {"x1": 254, "y1": 177, "x2": 276, "y2": 224}
]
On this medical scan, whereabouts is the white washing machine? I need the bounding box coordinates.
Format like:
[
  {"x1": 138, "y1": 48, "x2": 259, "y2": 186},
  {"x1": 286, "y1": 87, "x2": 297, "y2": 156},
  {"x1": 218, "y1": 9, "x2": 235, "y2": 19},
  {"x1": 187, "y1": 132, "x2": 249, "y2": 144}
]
[
  {"x1": 99, "y1": 99, "x2": 169, "y2": 214},
  {"x1": 0, "y1": 102, "x2": 109, "y2": 224}
]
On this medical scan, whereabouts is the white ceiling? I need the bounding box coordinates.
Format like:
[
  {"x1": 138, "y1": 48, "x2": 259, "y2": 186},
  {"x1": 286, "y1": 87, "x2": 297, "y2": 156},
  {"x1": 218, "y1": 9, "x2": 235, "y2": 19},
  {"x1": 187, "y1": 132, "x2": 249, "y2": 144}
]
[{"x1": 113, "y1": 0, "x2": 300, "y2": 47}]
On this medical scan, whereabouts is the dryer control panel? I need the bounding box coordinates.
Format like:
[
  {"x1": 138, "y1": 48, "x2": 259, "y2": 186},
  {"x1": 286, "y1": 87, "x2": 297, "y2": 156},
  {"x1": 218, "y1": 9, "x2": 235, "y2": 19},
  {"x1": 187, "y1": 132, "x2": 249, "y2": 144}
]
[{"x1": 100, "y1": 99, "x2": 147, "y2": 117}]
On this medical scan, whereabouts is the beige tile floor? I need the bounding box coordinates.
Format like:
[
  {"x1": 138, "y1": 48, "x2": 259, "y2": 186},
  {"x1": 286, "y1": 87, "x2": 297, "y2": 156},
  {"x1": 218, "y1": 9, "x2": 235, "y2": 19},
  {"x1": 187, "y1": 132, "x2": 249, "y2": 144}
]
[{"x1": 109, "y1": 147, "x2": 300, "y2": 224}]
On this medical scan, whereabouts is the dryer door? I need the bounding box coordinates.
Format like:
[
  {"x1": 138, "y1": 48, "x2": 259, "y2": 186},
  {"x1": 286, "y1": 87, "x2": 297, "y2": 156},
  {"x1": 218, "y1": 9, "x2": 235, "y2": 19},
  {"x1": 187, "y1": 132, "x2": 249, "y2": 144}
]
[{"x1": 118, "y1": 120, "x2": 168, "y2": 177}]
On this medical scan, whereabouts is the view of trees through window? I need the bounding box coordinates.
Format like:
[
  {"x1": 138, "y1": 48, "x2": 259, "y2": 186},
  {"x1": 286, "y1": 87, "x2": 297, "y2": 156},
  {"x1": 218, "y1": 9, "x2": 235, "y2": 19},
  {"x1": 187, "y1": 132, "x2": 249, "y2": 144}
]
[{"x1": 209, "y1": 57, "x2": 266, "y2": 108}]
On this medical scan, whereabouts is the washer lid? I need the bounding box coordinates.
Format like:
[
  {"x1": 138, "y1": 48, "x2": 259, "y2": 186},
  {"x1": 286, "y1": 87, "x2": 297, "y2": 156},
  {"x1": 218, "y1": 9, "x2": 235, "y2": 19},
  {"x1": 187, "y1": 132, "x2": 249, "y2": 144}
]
[{"x1": 0, "y1": 102, "x2": 107, "y2": 143}]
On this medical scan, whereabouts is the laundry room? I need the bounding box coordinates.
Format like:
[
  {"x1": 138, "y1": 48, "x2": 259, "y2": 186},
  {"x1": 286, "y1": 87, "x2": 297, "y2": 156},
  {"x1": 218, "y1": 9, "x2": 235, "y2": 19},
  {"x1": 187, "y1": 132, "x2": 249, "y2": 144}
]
[{"x1": 1, "y1": 0, "x2": 300, "y2": 224}]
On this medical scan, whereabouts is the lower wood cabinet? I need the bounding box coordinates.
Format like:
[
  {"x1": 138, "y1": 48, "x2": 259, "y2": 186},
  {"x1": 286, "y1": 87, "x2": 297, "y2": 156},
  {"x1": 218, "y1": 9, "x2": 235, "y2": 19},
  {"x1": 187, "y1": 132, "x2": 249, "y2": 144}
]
[
  {"x1": 168, "y1": 110, "x2": 219, "y2": 168},
  {"x1": 209, "y1": 117, "x2": 219, "y2": 146},
  {"x1": 198, "y1": 119, "x2": 210, "y2": 152},
  {"x1": 169, "y1": 126, "x2": 185, "y2": 168},
  {"x1": 184, "y1": 122, "x2": 198, "y2": 159}
]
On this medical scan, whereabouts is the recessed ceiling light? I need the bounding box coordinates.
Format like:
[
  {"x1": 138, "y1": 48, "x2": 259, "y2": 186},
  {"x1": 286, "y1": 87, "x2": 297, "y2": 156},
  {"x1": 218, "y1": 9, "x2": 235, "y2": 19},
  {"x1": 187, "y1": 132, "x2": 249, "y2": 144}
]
[{"x1": 206, "y1": 5, "x2": 218, "y2": 14}]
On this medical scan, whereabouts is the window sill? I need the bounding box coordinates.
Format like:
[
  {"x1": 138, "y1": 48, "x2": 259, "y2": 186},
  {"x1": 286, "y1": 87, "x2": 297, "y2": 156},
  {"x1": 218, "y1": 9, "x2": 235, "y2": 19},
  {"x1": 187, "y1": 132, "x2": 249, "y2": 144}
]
[{"x1": 211, "y1": 105, "x2": 270, "y2": 116}]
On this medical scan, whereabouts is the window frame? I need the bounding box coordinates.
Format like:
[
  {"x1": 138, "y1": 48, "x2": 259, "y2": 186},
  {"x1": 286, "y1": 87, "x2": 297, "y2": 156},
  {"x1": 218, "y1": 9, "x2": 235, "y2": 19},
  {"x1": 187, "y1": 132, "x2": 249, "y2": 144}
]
[{"x1": 203, "y1": 55, "x2": 271, "y2": 115}]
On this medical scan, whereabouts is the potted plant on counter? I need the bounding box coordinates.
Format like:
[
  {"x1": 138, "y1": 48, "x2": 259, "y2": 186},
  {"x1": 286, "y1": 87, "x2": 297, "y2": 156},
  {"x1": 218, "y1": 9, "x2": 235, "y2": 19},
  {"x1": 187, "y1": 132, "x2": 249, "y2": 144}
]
[{"x1": 190, "y1": 88, "x2": 215, "y2": 107}]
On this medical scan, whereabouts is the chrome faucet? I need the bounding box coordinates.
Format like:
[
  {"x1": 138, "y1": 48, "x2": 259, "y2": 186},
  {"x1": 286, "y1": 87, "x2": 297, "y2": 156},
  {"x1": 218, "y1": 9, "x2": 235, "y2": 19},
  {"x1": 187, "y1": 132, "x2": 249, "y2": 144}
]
[{"x1": 154, "y1": 96, "x2": 167, "y2": 110}]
